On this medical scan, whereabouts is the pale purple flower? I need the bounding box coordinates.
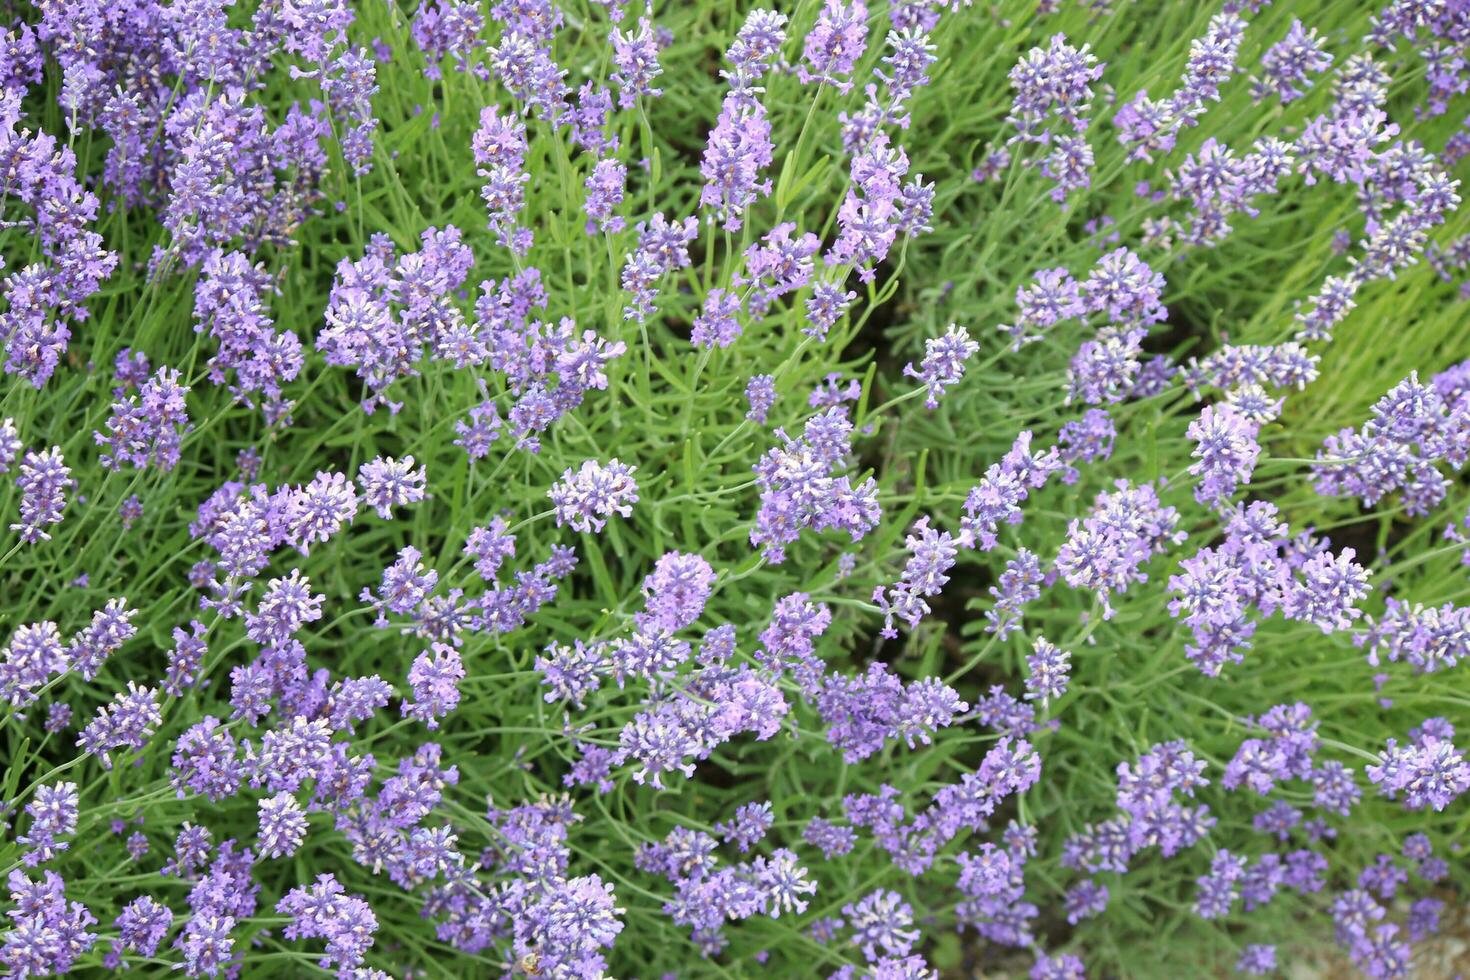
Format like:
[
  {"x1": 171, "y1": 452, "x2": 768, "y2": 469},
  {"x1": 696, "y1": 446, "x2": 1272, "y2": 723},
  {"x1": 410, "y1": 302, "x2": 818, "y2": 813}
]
[
  {"x1": 1024, "y1": 637, "x2": 1071, "y2": 703},
  {"x1": 257, "y1": 793, "x2": 308, "y2": 858},
  {"x1": 549, "y1": 458, "x2": 640, "y2": 533},
  {"x1": 903, "y1": 324, "x2": 979, "y2": 408},
  {"x1": 800, "y1": 0, "x2": 868, "y2": 92},
  {"x1": 610, "y1": 17, "x2": 664, "y2": 108},
  {"x1": 1251, "y1": 20, "x2": 1331, "y2": 104},
  {"x1": 402, "y1": 643, "x2": 465, "y2": 729},
  {"x1": 357, "y1": 455, "x2": 428, "y2": 519},
  {"x1": 11, "y1": 448, "x2": 70, "y2": 543},
  {"x1": 1188, "y1": 404, "x2": 1261, "y2": 508}
]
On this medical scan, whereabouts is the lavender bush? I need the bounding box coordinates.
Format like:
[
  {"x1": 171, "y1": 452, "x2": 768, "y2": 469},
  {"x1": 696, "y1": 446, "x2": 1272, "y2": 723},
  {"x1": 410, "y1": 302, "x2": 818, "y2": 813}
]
[{"x1": 0, "y1": 0, "x2": 1467, "y2": 976}]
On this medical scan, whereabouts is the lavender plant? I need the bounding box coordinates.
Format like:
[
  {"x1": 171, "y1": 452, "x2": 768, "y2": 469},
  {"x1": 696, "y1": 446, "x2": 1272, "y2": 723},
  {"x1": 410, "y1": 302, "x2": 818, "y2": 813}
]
[{"x1": 0, "y1": 0, "x2": 1467, "y2": 977}]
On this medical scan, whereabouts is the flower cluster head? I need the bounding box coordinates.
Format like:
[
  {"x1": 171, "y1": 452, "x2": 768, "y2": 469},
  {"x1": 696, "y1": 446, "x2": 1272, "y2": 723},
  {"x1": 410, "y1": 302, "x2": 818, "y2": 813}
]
[
  {"x1": 817, "y1": 661, "x2": 968, "y2": 762},
  {"x1": 1007, "y1": 34, "x2": 1105, "y2": 144},
  {"x1": 18, "y1": 782, "x2": 80, "y2": 866},
  {"x1": 1368, "y1": 721, "x2": 1469, "y2": 812},
  {"x1": 550, "y1": 458, "x2": 640, "y2": 533},
  {"x1": 699, "y1": 11, "x2": 787, "y2": 230},
  {"x1": 1251, "y1": 20, "x2": 1332, "y2": 105},
  {"x1": 1024, "y1": 637, "x2": 1071, "y2": 704},
  {"x1": 95, "y1": 366, "x2": 191, "y2": 472},
  {"x1": 472, "y1": 105, "x2": 532, "y2": 253},
  {"x1": 1359, "y1": 598, "x2": 1470, "y2": 675},
  {"x1": 318, "y1": 228, "x2": 477, "y2": 414},
  {"x1": 610, "y1": 17, "x2": 665, "y2": 108},
  {"x1": 959, "y1": 431, "x2": 1065, "y2": 552},
  {"x1": 277, "y1": 873, "x2": 378, "y2": 970},
  {"x1": 641, "y1": 552, "x2": 717, "y2": 632},
  {"x1": 1315, "y1": 371, "x2": 1469, "y2": 516},
  {"x1": 357, "y1": 455, "x2": 429, "y2": 519},
  {"x1": 903, "y1": 324, "x2": 979, "y2": 408},
  {"x1": 1114, "y1": 13, "x2": 1247, "y2": 162},
  {"x1": 1187, "y1": 403, "x2": 1261, "y2": 508},
  {"x1": 11, "y1": 448, "x2": 71, "y2": 543},
  {"x1": 78, "y1": 682, "x2": 161, "y2": 769},
  {"x1": 800, "y1": 0, "x2": 869, "y2": 92},
  {"x1": 1, "y1": 869, "x2": 98, "y2": 974},
  {"x1": 1000, "y1": 267, "x2": 1084, "y2": 350},
  {"x1": 751, "y1": 408, "x2": 881, "y2": 564},
  {"x1": 1057, "y1": 479, "x2": 1185, "y2": 619},
  {"x1": 1007, "y1": 33, "x2": 1105, "y2": 201}
]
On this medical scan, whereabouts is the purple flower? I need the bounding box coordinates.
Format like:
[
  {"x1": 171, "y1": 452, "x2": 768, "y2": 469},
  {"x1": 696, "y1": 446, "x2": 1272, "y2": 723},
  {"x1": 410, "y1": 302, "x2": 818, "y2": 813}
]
[
  {"x1": 799, "y1": 1, "x2": 868, "y2": 92},
  {"x1": 464, "y1": 519, "x2": 516, "y2": 581},
  {"x1": 11, "y1": 448, "x2": 70, "y2": 543},
  {"x1": 1024, "y1": 637, "x2": 1071, "y2": 703},
  {"x1": 473, "y1": 105, "x2": 531, "y2": 253},
  {"x1": 804, "y1": 817, "x2": 857, "y2": 858},
  {"x1": 1007, "y1": 33, "x2": 1104, "y2": 144},
  {"x1": 1408, "y1": 897, "x2": 1444, "y2": 942},
  {"x1": 714, "y1": 801, "x2": 774, "y2": 853},
  {"x1": 692, "y1": 289, "x2": 744, "y2": 349},
  {"x1": 701, "y1": 98, "x2": 775, "y2": 230},
  {"x1": 986, "y1": 548, "x2": 1044, "y2": 638},
  {"x1": 66, "y1": 597, "x2": 138, "y2": 681},
  {"x1": 1236, "y1": 944, "x2": 1276, "y2": 975},
  {"x1": 1, "y1": 870, "x2": 98, "y2": 975},
  {"x1": 1194, "y1": 850, "x2": 1246, "y2": 919},
  {"x1": 0, "y1": 621, "x2": 66, "y2": 709},
  {"x1": 874, "y1": 516, "x2": 959, "y2": 636},
  {"x1": 402, "y1": 643, "x2": 465, "y2": 729},
  {"x1": 1057, "y1": 480, "x2": 1185, "y2": 619},
  {"x1": 78, "y1": 682, "x2": 161, "y2": 769},
  {"x1": 257, "y1": 793, "x2": 308, "y2": 858},
  {"x1": 0, "y1": 418, "x2": 19, "y2": 473},
  {"x1": 751, "y1": 408, "x2": 880, "y2": 564},
  {"x1": 277, "y1": 874, "x2": 378, "y2": 970},
  {"x1": 745, "y1": 374, "x2": 778, "y2": 423},
  {"x1": 751, "y1": 848, "x2": 816, "y2": 917},
  {"x1": 357, "y1": 455, "x2": 428, "y2": 519},
  {"x1": 843, "y1": 889, "x2": 917, "y2": 963},
  {"x1": 113, "y1": 896, "x2": 173, "y2": 960},
  {"x1": 1064, "y1": 879, "x2": 1108, "y2": 924},
  {"x1": 1281, "y1": 547, "x2": 1371, "y2": 634},
  {"x1": 641, "y1": 552, "x2": 717, "y2": 632},
  {"x1": 959, "y1": 431, "x2": 1063, "y2": 551},
  {"x1": 1187, "y1": 404, "x2": 1261, "y2": 508},
  {"x1": 609, "y1": 17, "x2": 664, "y2": 108},
  {"x1": 284, "y1": 471, "x2": 359, "y2": 554},
  {"x1": 903, "y1": 324, "x2": 979, "y2": 408},
  {"x1": 18, "y1": 782, "x2": 79, "y2": 867},
  {"x1": 805, "y1": 280, "x2": 857, "y2": 341},
  {"x1": 1032, "y1": 953, "x2": 1086, "y2": 980},
  {"x1": 817, "y1": 662, "x2": 967, "y2": 762},
  {"x1": 1001, "y1": 267, "x2": 1084, "y2": 350},
  {"x1": 411, "y1": 0, "x2": 485, "y2": 78},
  {"x1": 621, "y1": 213, "x2": 697, "y2": 322},
  {"x1": 1252, "y1": 20, "x2": 1331, "y2": 104},
  {"x1": 584, "y1": 158, "x2": 628, "y2": 233},
  {"x1": 1367, "y1": 731, "x2": 1469, "y2": 811},
  {"x1": 549, "y1": 458, "x2": 640, "y2": 533},
  {"x1": 170, "y1": 718, "x2": 241, "y2": 802},
  {"x1": 245, "y1": 569, "x2": 324, "y2": 646}
]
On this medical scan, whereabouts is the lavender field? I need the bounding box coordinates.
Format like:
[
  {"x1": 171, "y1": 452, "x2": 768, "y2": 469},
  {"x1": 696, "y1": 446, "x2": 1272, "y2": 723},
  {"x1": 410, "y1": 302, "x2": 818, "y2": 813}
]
[{"x1": 0, "y1": 0, "x2": 1468, "y2": 976}]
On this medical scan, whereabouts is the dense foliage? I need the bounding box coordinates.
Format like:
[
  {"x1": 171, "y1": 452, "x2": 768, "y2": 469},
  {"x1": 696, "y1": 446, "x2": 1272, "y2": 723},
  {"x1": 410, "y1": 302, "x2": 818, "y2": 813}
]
[{"x1": 0, "y1": 0, "x2": 1468, "y2": 977}]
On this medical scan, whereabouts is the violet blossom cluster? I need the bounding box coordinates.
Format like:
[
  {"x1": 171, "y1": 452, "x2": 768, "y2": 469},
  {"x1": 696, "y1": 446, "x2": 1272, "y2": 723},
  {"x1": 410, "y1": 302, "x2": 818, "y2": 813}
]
[
  {"x1": 1314, "y1": 370, "x2": 1469, "y2": 516},
  {"x1": 1006, "y1": 33, "x2": 1106, "y2": 202}
]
